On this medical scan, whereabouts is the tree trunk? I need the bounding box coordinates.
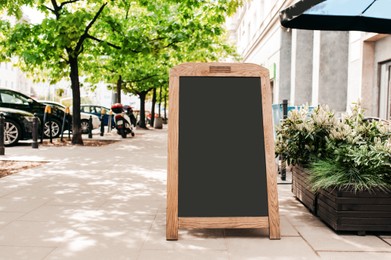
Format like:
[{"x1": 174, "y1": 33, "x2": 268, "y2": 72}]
[
  {"x1": 150, "y1": 87, "x2": 157, "y2": 127},
  {"x1": 138, "y1": 91, "x2": 149, "y2": 129},
  {"x1": 158, "y1": 85, "x2": 162, "y2": 117},
  {"x1": 117, "y1": 75, "x2": 122, "y2": 104},
  {"x1": 163, "y1": 89, "x2": 167, "y2": 121},
  {"x1": 69, "y1": 56, "x2": 83, "y2": 145}
]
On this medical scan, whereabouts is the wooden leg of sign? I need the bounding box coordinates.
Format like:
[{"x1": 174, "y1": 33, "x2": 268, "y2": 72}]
[
  {"x1": 166, "y1": 178, "x2": 178, "y2": 240},
  {"x1": 269, "y1": 220, "x2": 281, "y2": 240},
  {"x1": 166, "y1": 160, "x2": 178, "y2": 240},
  {"x1": 166, "y1": 214, "x2": 178, "y2": 240},
  {"x1": 266, "y1": 171, "x2": 281, "y2": 239},
  {"x1": 266, "y1": 172, "x2": 281, "y2": 240},
  {"x1": 166, "y1": 157, "x2": 178, "y2": 240},
  {"x1": 266, "y1": 142, "x2": 281, "y2": 239}
]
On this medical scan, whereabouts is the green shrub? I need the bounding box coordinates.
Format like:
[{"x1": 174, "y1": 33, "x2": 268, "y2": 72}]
[
  {"x1": 276, "y1": 103, "x2": 391, "y2": 191},
  {"x1": 275, "y1": 105, "x2": 336, "y2": 166}
]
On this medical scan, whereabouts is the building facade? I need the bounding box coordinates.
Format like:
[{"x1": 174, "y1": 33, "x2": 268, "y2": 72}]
[
  {"x1": 228, "y1": 0, "x2": 391, "y2": 119},
  {"x1": 0, "y1": 62, "x2": 34, "y2": 96}
]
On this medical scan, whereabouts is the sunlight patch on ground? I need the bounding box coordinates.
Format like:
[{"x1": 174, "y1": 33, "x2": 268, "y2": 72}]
[{"x1": 69, "y1": 209, "x2": 105, "y2": 222}]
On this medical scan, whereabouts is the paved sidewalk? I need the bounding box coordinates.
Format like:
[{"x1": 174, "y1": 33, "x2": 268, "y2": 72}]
[{"x1": 0, "y1": 128, "x2": 390, "y2": 260}]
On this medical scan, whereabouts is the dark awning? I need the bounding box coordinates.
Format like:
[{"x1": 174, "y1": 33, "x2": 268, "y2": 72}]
[{"x1": 280, "y1": 0, "x2": 391, "y2": 34}]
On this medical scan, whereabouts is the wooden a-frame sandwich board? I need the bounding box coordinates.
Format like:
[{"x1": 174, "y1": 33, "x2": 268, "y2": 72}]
[{"x1": 167, "y1": 62, "x2": 280, "y2": 240}]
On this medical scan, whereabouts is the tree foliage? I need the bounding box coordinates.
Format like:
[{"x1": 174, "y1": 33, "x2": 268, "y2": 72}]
[
  {"x1": 1, "y1": 1, "x2": 119, "y2": 144},
  {"x1": 1, "y1": 0, "x2": 241, "y2": 138},
  {"x1": 85, "y1": 0, "x2": 240, "y2": 127}
]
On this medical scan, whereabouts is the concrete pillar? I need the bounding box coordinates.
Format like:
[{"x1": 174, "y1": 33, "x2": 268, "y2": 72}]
[
  {"x1": 317, "y1": 31, "x2": 349, "y2": 113},
  {"x1": 279, "y1": 28, "x2": 292, "y2": 103},
  {"x1": 312, "y1": 31, "x2": 321, "y2": 106},
  {"x1": 291, "y1": 30, "x2": 313, "y2": 106}
]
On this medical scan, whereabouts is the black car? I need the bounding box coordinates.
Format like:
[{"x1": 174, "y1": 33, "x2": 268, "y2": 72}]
[
  {"x1": 0, "y1": 107, "x2": 37, "y2": 146},
  {"x1": 0, "y1": 88, "x2": 68, "y2": 138},
  {"x1": 40, "y1": 101, "x2": 101, "y2": 134}
]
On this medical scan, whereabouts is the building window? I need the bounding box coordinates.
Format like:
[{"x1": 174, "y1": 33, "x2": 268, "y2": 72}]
[
  {"x1": 270, "y1": 80, "x2": 274, "y2": 104},
  {"x1": 379, "y1": 61, "x2": 391, "y2": 120}
]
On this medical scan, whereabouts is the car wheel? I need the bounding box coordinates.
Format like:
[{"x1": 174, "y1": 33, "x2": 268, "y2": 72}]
[
  {"x1": 81, "y1": 119, "x2": 90, "y2": 134},
  {"x1": 44, "y1": 118, "x2": 61, "y2": 138},
  {"x1": 4, "y1": 119, "x2": 21, "y2": 146}
]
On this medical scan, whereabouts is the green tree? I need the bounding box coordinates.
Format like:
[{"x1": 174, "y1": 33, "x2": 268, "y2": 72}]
[
  {"x1": 86, "y1": 0, "x2": 240, "y2": 128},
  {"x1": 1, "y1": 0, "x2": 118, "y2": 144},
  {"x1": 1, "y1": 0, "x2": 241, "y2": 141},
  {"x1": 0, "y1": 0, "x2": 34, "y2": 19}
]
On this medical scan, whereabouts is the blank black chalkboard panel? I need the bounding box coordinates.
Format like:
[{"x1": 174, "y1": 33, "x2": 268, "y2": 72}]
[{"x1": 178, "y1": 76, "x2": 268, "y2": 217}]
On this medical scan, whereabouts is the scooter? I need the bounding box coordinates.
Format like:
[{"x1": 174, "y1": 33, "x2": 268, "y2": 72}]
[{"x1": 111, "y1": 103, "x2": 135, "y2": 138}]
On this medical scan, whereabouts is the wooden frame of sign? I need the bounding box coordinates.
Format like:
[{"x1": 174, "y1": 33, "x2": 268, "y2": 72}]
[{"x1": 167, "y1": 62, "x2": 280, "y2": 240}]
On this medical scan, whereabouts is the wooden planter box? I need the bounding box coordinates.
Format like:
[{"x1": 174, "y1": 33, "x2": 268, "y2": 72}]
[
  {"x1": 291, "y1": 165, "x2": 317, "y2": 214},
  {"x1": 291, "y1": 165, "x2": 391, "y2": 233},
  {"x1": 317, "y1": 187, "x2": 391, "y2": 233}
]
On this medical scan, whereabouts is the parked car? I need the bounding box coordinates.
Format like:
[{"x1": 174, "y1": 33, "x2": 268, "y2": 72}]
[
  {"x1": 0, "y1": 88, "x2": 67, "y2": 138},
  {"x1": 40, "y1": 101, "x2": 100, "y2": 134},
  {"x1": 0, "y1": 107, "x2": 38, "y2": 146},
  {"x1": 80, "y1": 104, "x2": 115, "y2": 127}
]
